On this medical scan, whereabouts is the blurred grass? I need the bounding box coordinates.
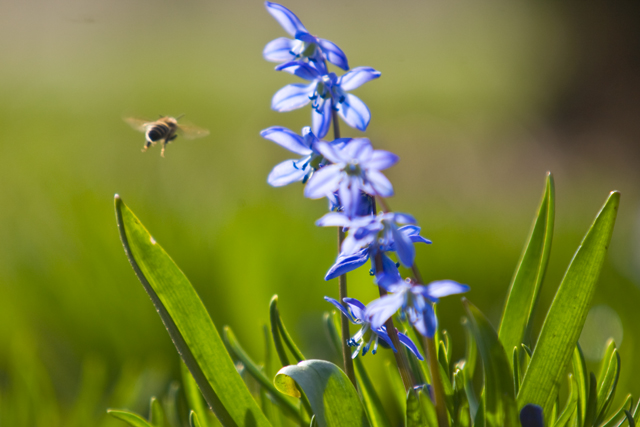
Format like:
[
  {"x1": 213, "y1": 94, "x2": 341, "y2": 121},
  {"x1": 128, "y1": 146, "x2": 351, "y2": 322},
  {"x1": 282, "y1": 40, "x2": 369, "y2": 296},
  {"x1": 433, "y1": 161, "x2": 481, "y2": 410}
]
[{"x1": 0, "y1": 0, "x2": 639, "y2": 425}]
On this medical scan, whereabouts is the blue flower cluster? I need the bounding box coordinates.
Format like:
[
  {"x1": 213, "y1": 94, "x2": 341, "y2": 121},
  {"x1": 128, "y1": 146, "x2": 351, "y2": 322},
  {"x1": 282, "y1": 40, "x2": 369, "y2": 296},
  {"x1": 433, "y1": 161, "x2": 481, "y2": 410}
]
[{"x1": 261, "y1": 2, "x2": 469, "y2": 359}]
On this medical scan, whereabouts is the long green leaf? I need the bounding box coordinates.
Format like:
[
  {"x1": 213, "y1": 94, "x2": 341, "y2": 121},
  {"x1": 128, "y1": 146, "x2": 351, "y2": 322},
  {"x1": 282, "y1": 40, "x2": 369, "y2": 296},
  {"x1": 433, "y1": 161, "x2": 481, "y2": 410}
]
[
  {"x1": 572, "y1": 344, "x2": 588, "y2": 426},
  {"x1": 600, "y1": 394, "x2": 631, "y2": 427},
  {"x1": 150, "y1": 397, "x2": 166, "y2": 427},
  {"x1": 354, "y1": 358, "x2": 392, "y2": 427},
  {"x1": 107, "y1": 409, "x2": 154, "y2": 427},
  {"x1": 114, "y1": 195, "x2": 271, "y2": 427},
  {"x1": 463, "y1": 299, "x2": 519, "y2": 427},
  {"x1": 517, "y1": 191, "x2": 620, "y2": 419},
  {"x1": 181, "y1": 362, "x2": 218, "y2": 427},
  {"x1": 274, "y1": 360, "x2": 370, "y2": 427},
  {"x1": 595, "y1": 349, "x2": 620, "y2": 425},
  {"x1": 552, "y1": 375, "x2": 578, "y2": 427},
  {"x1": 223, "y1": 326, "x2": 305, "y2": 423},
  {"x1": 499, "y1": 174, "x2": 555, "y2": 360}
]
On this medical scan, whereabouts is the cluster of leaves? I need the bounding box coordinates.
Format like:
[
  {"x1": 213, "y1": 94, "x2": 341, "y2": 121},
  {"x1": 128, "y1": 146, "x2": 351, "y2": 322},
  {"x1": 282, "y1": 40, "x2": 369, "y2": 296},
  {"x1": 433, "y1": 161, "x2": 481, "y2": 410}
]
[{"x1": 110, "y1": 171, "x2": 633, "y2": 427}]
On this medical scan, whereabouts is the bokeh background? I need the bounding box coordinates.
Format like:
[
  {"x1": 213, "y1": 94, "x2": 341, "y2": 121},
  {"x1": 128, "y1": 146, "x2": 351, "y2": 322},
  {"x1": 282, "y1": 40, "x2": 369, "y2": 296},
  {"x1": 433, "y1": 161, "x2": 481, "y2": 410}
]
[{"x1": 1, "y1": 0, "x2": 639, "y2": 425}]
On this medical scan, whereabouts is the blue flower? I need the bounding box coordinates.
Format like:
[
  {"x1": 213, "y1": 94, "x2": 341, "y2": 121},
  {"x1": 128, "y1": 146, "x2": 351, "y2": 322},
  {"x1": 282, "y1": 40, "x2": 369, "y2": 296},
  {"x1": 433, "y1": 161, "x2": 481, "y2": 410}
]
[
  {"x1": 272, "y1": 62, "x2": 380, "y2": 138},
  {"x1": 263, "y1": 2, "x2": 349, "y2": 70},
  {"x1": 323, "y1": 224, "x2": 430, "y2": 284},
  {"x1": 324, "y1": 296, "x2": 423, "y2": 360},
  {"x1": 317, "y1": 211, "x2": 428, "y2": 267},
  {"x1": 260, "y1": 126, "x2": 350, "y2": 186},
  {"x1": 366, "y1": 279, "x2": 469, "y2": 338},
  {"x1": 303, "y1": 138, "x2": 397, "y2": 216}
]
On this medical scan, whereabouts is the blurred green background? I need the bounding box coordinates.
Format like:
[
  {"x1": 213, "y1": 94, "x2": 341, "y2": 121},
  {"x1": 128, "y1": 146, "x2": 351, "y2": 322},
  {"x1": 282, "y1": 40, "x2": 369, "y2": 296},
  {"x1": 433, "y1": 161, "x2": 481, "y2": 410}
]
[{"x1": 1, "y1": 0, "x2": 639, "y2": 425}]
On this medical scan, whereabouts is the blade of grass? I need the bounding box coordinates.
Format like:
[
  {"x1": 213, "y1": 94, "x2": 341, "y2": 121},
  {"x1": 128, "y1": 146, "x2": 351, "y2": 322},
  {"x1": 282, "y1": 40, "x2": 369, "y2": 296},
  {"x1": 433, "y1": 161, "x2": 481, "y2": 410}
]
[
  {"x1": 463, "y1": 299, "x2": 519, "y2": 427},
  {"x1": 517, "y1": 191, "x2": 620, "y2": 419},
  {"x1": 499, "y1": 174, "x2": 555, "y2": 362},
  {"x1": 223, "y1": 326, "x2": 306, "y2": 423},
  {"x1": 114, "y1": 195, "x2": 271, "y2": 427},
  {"x1": 108, "y1": 409, "x2": 154, "y2": 427}
]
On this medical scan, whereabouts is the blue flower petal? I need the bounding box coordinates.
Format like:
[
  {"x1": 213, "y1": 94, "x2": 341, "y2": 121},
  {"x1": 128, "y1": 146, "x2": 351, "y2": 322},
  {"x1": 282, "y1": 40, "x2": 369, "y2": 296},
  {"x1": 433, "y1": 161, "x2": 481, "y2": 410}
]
[
  {"x1": 267, "y1": 159, "x2": 307, "y2": 187},
  {"x1": 314, "y1": 140, "x2": 342, "y2": 164},
  {"x1": 367, "y1": 170, "x2": 394, "y2": 197},
  {"x1": 316, "y1": 212, "x2": 350, "y2": 227},
  {"x1": 304, "y1": 164, "x2": 342, "y2": 199},
  {"x1": 276, "y1": 61, "x2": 321, "y2": 81},
  {"x1": 362, "y1": 150, "x2": 399, "y2": 171},
  {"x1": 338, "y1": 67, "x2": 381, "y2": 91},
  {"x1": 265, "y1": 2, "x2": 307, "y2": 37},
  {"x1": 398, "y1": 332, "x2": 424, "y2": 361},
  {"x1": 374, "y1": 254, "x2": 402, "y2": 290},
  {"x1": 393, "y1": 213, "x2": 417, "y2": 225},
  {"x1": 422, "y1": 281, "x2": 469, "y2": 302},
  {"x1": 325, "y1": 247, "x2": 369, "y2": 281},
  {"x1": 337, "y1": 93, "x2": 371, "y2": 131},
  {"x1": 391, "y1": 224, "x2": 415, "y2": 267},
  {"x1": 261, "y1": 126, "x2": 312, "y2": 155},
  {"x1": 295, "y1": 31, "x2": 316, "y2": 44},
  {"x1": 272, "y1": 82, "x2": 315, "y2": 112},
  {"x1": 324, "y1": 296, "x2": 356, "y2": 323},
  {"x1": 263, "y1": 37, "x2": 296, "y2": 62},
  {"x1": 366, "y1": 292, "x2": 404, "y2": 330},
  {"x1": 343, "y1": 297, "x2": 366, "y2": 321},
  {"x1": 413, "y1": 304, "x2": 437, "y2": 338},
  {"x1": 312, "y1": 97, "x2": 333, "y2": 138},
  {"x1": 317, "y1": 38, "x2": 349, "y2": 70},
  {"x1": 375, "y1": 327, "x2": 397, "y2": 352}
]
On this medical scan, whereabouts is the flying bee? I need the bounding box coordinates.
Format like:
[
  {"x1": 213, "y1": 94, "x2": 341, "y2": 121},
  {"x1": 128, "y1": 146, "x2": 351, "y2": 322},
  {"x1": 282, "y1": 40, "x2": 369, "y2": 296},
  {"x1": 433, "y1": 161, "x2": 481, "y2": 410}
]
[{"x1": 124, "y1": 115, "x2": 209, "y2": 157}]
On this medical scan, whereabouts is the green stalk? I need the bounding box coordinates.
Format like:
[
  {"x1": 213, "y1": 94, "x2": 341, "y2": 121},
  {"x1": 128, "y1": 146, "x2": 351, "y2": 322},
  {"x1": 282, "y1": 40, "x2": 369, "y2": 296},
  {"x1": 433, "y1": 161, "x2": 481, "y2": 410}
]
[
  {"x1": 424, "y1": 335, "x2": 450, "y2": 427},
  {"x1": 332, "y1": 106, "x2": 357, "y2": 389},
  {"x1": 378, "y1": 285, "x2": 415, "y2": 391}
]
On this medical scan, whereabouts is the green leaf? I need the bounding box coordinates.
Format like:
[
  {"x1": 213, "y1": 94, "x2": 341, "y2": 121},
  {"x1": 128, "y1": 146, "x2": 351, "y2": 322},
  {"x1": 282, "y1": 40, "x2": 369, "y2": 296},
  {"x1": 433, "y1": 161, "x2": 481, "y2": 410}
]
[
  {"x1": 600, "y1": 394, "x2": 631, "y2": 427},
  {"x1": 181, "y1": 362, "x2": 218, "y2": 427},
  {"x1": 572, "y1": 344, "x2": 588, "y2": 426},
  {"x1": 625, "y1": 410, "x2": 636, "y2": 427},
  {"x1": 420, "y1": 389, "x2": 440, "y2": 427},
  {"x1": 583, "y1": 372, "x2": 598, "y2": 427},
  {"x1": 406, "y1": 389, "x2": 438, "y2": 427},
  {"x1": 270, "y1": 296, "x2": 306, "y2": 366},
  {"x1": 499, "y1": 174, "x2": 555, "y2": 358},
  {"x1": 463, "y1": 299, "x2": 518, "y2": 427},
  {"x1": 191, "y1": 411, "x2": 203, "y2": 427},
  {"x1": 516, "y1": 191, "x2": 620, "y2": 419},
  {"x1": 354, "y1": 358, "x2": 392, "y2": 427},
  {"x1": 461, "y1": 318, "x2": 479, "y2": 420},
  {"x1": 150, "y1": 397, "x2": 166, "y2": 427},
  {"x1": 453, "y1": 368, "x2": 471, "y2": 427},
  {"x1": 595, "y1": 347, "x2": 620, "y2": 425},
  {"x1": 107, "y1": 409, "x2": 154, "y2": 427},
  {"x1": 274, "y1": 360, "x2": 370, "y2": 427},
  {"x1": 406, "y1": 390, "x2": 423, "y2": 427},
  {"x1": 552, "y1": 375, "x2": 578, "y2": 427},
  {"x1": 223, "y1": 326, "x2": 305, "y2": 423},
  {"x1": 114, "y1": 195, "x2": 271, "y2": 427}
]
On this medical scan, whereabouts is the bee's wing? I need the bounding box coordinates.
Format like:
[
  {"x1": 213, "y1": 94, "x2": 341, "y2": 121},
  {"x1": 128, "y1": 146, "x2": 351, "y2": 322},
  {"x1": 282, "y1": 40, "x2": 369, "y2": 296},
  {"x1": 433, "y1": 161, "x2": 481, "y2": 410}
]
[
  {"x1": 177, "y1": 124, "x2": 210, "y2": 140},
  {"x1": 124, "y1": 117, "x2": 153, "y2": 133}
]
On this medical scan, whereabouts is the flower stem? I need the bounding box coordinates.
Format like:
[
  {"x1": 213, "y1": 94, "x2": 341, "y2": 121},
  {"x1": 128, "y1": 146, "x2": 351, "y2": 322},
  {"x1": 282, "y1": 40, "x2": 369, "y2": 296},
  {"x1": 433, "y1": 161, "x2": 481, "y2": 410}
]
[
  {"x1": 338, "y1": 228, "x2": 357, "y2": 388},
  {"x1": 413, "y1": 258, "x2": 449, "y2": 426},
  {"x1": 331, "y1": 101, "x2": 357, "y2": 389},
  {"x1": 376, "y1": 194, "x2": 449, "y2": 425},
  {"x1": 424, "y1": 335, "x2": 450, "y2": 427},
  {"x1": 370, "y1": 197, "x2": 415, "y2": 391},
  {"x1": 377, "y1": 284, "x2": 415, "y2": 391}
]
